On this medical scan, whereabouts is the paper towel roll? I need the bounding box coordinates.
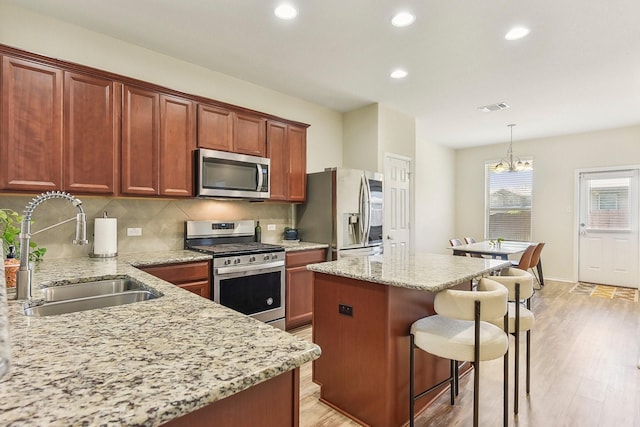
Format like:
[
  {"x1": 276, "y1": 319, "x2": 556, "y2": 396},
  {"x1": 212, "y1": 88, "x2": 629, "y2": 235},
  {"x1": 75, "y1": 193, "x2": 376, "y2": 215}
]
[{"x1": 93, "y1": 218, "x2": 117, "y2": 257}]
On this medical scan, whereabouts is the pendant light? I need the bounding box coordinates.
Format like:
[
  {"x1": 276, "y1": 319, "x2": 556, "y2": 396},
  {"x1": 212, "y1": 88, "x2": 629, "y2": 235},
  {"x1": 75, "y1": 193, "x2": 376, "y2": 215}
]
[{"x1": 494, "y1": 124, "x2": 532, "y2": 173}]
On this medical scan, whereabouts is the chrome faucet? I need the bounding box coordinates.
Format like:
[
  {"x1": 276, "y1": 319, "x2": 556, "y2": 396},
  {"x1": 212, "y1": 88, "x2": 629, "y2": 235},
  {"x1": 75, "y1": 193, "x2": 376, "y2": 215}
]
[{"x1": 15, "y1": 191, "x2": 89, "y2": 300}]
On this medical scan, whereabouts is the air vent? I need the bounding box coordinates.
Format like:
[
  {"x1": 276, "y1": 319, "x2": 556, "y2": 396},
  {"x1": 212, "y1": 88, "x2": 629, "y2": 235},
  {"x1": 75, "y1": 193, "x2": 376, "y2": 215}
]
[{"x1": 477, "y1": 102, "x2": 510, "y2": 112}]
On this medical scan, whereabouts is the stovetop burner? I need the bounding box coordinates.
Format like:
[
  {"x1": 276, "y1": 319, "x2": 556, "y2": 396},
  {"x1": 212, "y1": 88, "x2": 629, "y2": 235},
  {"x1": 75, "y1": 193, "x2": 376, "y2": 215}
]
[
  {"x1": 185, "y1": 220, "x2": 284, "y2": 257},
  {"x1": 190, "y1": 242, "x2": 284, "y2": 257}
]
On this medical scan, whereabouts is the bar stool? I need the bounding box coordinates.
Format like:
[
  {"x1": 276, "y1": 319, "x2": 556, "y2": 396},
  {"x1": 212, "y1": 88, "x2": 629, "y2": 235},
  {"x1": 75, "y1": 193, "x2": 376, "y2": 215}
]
[
  {"x1": 489, "y1": 267, "x2": 535, "y2": 415},
  {"x1": 409, "y1": 278, "x2": 509, "y2": 427}
]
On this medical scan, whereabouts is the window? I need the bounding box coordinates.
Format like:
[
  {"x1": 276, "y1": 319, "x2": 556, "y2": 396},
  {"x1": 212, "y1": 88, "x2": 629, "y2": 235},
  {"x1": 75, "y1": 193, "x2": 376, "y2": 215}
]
[
  {"x1": 587, "y1": 177, "x2": 630, "y2": 230},
  {"x1": 485, "y1": 163, "x2": 533, "y2": 241}
]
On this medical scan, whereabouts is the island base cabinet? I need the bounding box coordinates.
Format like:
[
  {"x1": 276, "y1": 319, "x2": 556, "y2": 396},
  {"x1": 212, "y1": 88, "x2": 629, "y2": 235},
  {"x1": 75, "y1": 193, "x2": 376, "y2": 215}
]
[
  {"x1": 312, "y1": 273, "x2": 468, "y2": 427},
  {"x1": 162, "y1": 369, "x2": 299, "y2": 427}
]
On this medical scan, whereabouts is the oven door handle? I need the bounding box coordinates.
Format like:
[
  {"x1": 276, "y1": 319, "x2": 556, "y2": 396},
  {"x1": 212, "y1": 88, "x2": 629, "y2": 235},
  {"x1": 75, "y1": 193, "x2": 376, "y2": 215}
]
[{"x1": 215, "y1": 260, "x2": 285, "y2": 275}]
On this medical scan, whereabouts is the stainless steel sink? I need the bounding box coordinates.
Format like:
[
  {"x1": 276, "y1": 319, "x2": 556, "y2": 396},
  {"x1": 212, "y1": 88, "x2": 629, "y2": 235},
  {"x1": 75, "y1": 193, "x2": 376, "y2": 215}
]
[
  {"x1": 42, "y1": 278, "x2": 147, "y2": 302},
  {"x1": 23, "y1": 277, "x2": 163, "y2": 317}
]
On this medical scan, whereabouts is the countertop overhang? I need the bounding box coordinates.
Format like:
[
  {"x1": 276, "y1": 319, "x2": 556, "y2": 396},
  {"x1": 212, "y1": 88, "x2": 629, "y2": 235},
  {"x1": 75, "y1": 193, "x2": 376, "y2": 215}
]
[
  {"x1": 307, "y1": 252, "x2": 512, "y2": 292},
  {"x1": 0, "y1": 250, "x2": 321, "y2": 426}
]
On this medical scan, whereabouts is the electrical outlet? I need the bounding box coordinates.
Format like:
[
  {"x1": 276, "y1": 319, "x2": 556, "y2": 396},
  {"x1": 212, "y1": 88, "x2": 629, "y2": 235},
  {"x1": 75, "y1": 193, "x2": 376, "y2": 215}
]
[
  {"x1": 267, "y1": 224, "x2": 276, "y2": 231},
  {"x1": 338, "y1": 304, "x2": 353, "y2": 317},
  {"x1": 127, "y1": 227, "x2": 142, "y2": 236}
]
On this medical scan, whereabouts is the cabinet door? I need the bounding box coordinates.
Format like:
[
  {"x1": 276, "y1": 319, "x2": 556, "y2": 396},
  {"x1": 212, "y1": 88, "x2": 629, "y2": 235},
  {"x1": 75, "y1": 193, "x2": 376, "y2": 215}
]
[
  {"x1": 160, "y1": 94, "x2": 195, "y2": 197},
  {"x1": 286, "y1": 265, "x2": 314, "y2": 330},
  {"x1": 266, "y1": 121, "x2": 288, "y2": 201},
  {"x1": 287, "y1": 125, "x2": 307, "y2": 202},
  {"x1": 0, "y1": 56, "x2": 63, "y2": 191},
  {"x1": 121, "y1": 85, "x2": 159, "y2": 195},
  {"x1": 234, "y1": 112, "x2": 266, "y2": 157},
  {"x1": 197, "y1": 103, "x2": 233, "y2": 151},
  {"x1": 64, "y1": 72, "x2": 119, "y2": 194}
]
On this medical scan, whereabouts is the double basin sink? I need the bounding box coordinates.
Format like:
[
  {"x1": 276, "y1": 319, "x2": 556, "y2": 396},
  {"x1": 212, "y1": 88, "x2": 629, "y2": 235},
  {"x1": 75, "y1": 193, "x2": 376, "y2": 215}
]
[{"x1": 24, "y1": 277, "x2": 163, "y2": 317}]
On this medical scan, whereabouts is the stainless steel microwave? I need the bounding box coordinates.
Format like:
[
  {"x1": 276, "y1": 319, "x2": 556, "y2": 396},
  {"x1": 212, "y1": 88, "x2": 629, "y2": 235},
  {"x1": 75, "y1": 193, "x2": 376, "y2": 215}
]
[{"x1": 195, "y1": 148, "x2": 270, "y2": 199}]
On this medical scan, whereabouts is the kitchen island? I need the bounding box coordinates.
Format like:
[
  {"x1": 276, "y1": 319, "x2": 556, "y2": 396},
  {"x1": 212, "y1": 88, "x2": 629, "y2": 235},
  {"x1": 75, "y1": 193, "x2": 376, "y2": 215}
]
[
  {"x1": 308, "y1": 253, "x2": 510, "y2": 427},
  {"x1": 0, "y1": 250, "x2": 321, "y2": 426}
]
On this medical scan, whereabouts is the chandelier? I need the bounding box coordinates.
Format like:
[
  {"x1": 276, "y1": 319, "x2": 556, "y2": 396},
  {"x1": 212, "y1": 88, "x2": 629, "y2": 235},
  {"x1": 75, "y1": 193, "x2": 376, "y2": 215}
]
[{"x1": 494, "y1": 124, "x2": 532, "y2": 173}]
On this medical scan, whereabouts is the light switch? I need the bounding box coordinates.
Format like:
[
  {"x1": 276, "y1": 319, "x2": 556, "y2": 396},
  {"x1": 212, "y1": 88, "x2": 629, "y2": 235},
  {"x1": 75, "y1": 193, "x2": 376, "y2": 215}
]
[
  {"x1": 127, "y1": 227, "x2": 142, "y2": 236},
  {"x1": 267, "y1": 224, "x2": 276, "y2": 231}
]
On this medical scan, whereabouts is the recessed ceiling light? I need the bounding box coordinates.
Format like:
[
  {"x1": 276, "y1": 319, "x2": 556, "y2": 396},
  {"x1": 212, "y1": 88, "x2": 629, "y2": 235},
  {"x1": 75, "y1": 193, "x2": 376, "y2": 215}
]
[
  {"x1": 390, "y1": 69, "x2": 408, "y2": 79},
  {"x1": 274, "y1": 4, "x2": 298, "y2": 20},
  {"x1": 505, "y1": 26, "x2": 530, "y2": 41},
  {"x1": 391, "y1": 12, "x2": 416, "y2": 27}
]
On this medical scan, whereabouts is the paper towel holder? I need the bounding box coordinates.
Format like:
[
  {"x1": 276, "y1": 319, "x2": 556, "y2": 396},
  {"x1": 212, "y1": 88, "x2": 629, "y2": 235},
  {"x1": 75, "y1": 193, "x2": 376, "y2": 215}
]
[{"x1": 90, "y1": 211, "x2": 118, "y2": 258}]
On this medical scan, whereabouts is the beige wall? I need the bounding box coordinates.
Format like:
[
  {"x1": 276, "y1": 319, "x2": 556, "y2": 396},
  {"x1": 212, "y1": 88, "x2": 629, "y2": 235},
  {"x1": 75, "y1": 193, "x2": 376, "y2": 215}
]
[
  {"x1": 343, "y1": 104, "x2": 379, "y2": 171},
  {"x1": 414, "y1": 120, "x2": 456, "y2": 254},
  {"x1": 455, "y1": 124, "x2": 640, "y2": 281},
  {"x1": 377, "y1": 104, "x2": 416, "y2": 172},
  {"x1": 0, "y1": 3, "x2": 343, "y2": 174}
]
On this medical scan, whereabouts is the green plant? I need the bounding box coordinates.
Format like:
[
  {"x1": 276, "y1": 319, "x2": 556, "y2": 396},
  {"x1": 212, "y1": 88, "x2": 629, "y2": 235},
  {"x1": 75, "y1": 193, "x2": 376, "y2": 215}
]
[{"x1": 0, "y1": 209, "x2": 47, "y2": 262}]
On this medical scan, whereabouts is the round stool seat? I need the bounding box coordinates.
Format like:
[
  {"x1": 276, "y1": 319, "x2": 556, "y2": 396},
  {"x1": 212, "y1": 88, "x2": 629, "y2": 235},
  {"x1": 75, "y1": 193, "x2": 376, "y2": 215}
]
[
  {"x1": 412, "y1": 315, "x2": 509, "y2": 362},
  {"x1": 500, "y1": 302, "x2": 535, "y2": 332}
]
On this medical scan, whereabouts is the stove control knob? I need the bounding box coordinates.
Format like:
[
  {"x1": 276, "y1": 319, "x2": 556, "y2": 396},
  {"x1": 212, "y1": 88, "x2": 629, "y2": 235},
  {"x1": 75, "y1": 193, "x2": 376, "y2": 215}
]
[
  {"x1": 249, "y1": 256, "x2": 256, "y2": 262},
  {"x1": 272, "y1": 254, "x2": 278, "y2": 259},
  {"x1": 234, "y1": 258, "x2": 241, "y2": 264},
  {"x1": 263, "y1": 254, "x2": 270, "y2": 261},
  {"x1": 224, "y1": 259, "x2": 231, "y2": 265}
]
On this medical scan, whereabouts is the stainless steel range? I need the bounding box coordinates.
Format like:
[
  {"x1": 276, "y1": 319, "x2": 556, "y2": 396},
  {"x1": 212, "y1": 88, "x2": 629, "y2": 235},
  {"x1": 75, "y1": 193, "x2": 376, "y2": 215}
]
[{"x1": 185, "y1": 220, "x2": 286, "y2": 330}]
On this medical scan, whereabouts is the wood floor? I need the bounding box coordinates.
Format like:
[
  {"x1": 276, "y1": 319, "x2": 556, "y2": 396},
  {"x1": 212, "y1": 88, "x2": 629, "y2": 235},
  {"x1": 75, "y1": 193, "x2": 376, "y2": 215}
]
[{"x1": 290, "y1": 280, "x2": 640, "y2": 427}]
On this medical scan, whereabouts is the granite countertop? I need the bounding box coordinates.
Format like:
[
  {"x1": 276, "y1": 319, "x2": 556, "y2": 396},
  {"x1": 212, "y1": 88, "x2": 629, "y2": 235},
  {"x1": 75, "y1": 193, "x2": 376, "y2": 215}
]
[
  {"x1": 0, "y1": 250, "x2": 321, "y2": 426},
  {"x1": 307, "y1": 252, "x2": 511, "y2": 292},
  {"x1": 281, "y1": 241, "x2": 329, "y2": 252}
]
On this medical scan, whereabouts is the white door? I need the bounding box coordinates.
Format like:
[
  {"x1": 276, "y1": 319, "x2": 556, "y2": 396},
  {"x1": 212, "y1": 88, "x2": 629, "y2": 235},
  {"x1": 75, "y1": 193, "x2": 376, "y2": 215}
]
[
  {"x1": 384, "y1": 154, "x2": 412, "y2": 256},
  {"x1": 578, "y1": 169, "x2": 639, "y2": 288}
]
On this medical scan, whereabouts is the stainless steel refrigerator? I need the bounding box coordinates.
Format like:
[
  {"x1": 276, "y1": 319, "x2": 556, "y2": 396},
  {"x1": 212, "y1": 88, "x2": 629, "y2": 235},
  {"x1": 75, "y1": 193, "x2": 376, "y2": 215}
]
[{"x1": 297, "y1": 167, "x2": 383, "y2": 259}]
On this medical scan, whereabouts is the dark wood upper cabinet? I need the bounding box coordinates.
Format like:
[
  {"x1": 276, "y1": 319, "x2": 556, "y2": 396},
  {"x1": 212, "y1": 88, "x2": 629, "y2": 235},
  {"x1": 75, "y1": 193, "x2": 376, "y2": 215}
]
[
  {"x1": 64, "y1": 71, "x2": 119, "y2": 195},
  {"x1": 122, "y1": 85, "x2": 195, "y2": 197},
  {"x1": 287, "y1": 124, "x2": 307, "y2": 202},
  {"x1": 267, "y1": 121, "x2": 288, "y2": 201},
  {"x1": 0, "y1": 55, "x2": 63, "y2": 192},
  {"x1": 160, "y1": 95, "x2": 195, "y2": 197},
  {"x1": 197, "y1": 103, "x2": 233, "y2": 151},
  {"x1": 267, "y1": 120, "x2": 307, "y2": 202},
  {"x1": 234, "y1": 112, "x2": 266, "y2": 157},
  {"x1": 121, "y1": 84, "x2": 159, "y2": 195},
  {"x1": 0, "y1": 45, "x2": 308, "y2": 200}
]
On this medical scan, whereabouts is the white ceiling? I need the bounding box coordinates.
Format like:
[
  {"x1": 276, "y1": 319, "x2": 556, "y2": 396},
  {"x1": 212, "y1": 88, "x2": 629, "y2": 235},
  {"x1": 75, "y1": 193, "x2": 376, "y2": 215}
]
[{"x1": 5, "y1": 0, "x2": 640, "y2": 148}]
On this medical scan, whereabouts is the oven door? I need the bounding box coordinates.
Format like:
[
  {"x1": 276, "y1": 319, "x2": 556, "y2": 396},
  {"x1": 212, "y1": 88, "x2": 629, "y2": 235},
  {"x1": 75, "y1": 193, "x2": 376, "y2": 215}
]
[{"x1": 213, "y1": 261, "x2": 285, "y2": 328}]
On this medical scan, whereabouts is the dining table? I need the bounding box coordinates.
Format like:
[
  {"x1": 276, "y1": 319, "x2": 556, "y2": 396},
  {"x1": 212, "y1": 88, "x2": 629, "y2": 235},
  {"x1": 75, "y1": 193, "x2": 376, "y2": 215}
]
[{"x1": 449, "y1": 240, "x2": 544, "y2": 286}]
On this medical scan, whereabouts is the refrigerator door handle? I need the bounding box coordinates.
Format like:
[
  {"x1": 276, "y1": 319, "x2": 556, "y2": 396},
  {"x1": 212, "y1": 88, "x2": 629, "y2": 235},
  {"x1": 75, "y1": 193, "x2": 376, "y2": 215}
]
[{"x1": 360, "y1": 175, "x2": 371, "y2": 245}]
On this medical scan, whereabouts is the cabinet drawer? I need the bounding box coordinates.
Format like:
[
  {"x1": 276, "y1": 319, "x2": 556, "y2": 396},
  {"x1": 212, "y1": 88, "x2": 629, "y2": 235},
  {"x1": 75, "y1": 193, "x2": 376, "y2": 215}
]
[
  {"x1": 286, "y1": 248, "x2": 326, "y2": 268},
  {"x1": 141, "y1": 261, "x2": 210, "y2": 285},
  {"x1": 177, "y1": 280, "x2": 211, "y2": 299}
]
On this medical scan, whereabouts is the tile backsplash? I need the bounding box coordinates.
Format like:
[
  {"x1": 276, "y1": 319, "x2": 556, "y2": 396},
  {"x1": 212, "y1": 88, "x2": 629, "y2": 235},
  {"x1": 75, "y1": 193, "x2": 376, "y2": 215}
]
[{"x1": 0, "y1": 195, "x2": 296, "y2": 259}]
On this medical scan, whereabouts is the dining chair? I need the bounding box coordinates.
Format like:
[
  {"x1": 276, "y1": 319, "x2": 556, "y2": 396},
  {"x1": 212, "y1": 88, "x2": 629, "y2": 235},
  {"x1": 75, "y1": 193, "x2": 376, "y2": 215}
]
[
  {"x1": 409, "y1": 278, "x2": 509, "y2": 427},
  {"x1": 449, "y1": 238, "x2": 466, "y2": 256},
  {"x1": 528, "y1": 243, "x2": 545, "y2": 287},
  {"x1": 512, "y1": 244, "x2": 536, "y2": 270},
  {"x1": 489, "y1": 268, "x2": 535, "y2": 415},
  {"x1": 464, "y1": 237, "x2": 484, "y2": 258}
]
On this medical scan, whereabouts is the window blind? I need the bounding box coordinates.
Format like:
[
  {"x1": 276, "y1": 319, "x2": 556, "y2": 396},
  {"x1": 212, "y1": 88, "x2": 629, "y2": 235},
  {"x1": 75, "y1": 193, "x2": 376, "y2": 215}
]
[{"x1": 485, "y1": 163, "x2": 533, "y2": 241}]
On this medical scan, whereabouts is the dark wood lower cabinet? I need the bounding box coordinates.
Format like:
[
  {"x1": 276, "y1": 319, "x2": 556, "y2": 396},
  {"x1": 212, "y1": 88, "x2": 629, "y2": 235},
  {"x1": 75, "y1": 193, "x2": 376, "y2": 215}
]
[
  {"x1": 285, "y1": 249, "x2": 327, "y2": 330},
  {"x1": 162, "y1": 368, "x2": 299, "y2": 427},
  {"x1": 312, "y1": 272, "x2": 471, "y2": 427},
  {"x1": 140, "y1": 261, "x2": 211, "y2": 299}
]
